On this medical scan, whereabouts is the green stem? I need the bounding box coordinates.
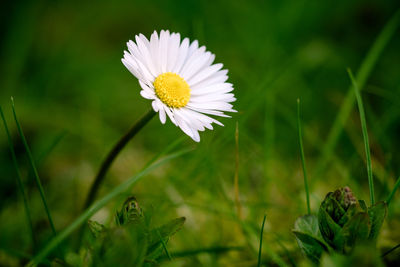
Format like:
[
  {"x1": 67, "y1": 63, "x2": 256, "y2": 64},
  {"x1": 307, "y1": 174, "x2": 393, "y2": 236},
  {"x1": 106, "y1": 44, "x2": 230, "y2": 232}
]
[
  {"x1": 11, "y1": 98, "x2": 57, "y2": 237},
  {"x1": 347, "y1": 69, "x2": 375, "y2": 205},
  {"x1": 297, "y1": 99, "x2": 311, "y2": 214},
  {"x1": 0, "y1": 106, "x2": 35, "y2": 247},
  {"x1": 257, "y1": 214, "x2": 267, "y2": 267},
  {"x1": 83, "y1": 109, "x2": 156, "y2": 209},
  {"x1": 387, "y1": 176, "x2": 400, "y2": 206}
]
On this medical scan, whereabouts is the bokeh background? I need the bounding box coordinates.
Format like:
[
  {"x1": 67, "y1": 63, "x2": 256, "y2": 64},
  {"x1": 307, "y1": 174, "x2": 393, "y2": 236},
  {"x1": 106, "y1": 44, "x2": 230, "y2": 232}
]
[{"x1": 1, "y1": 0, "x2": 400, "y2": 265}]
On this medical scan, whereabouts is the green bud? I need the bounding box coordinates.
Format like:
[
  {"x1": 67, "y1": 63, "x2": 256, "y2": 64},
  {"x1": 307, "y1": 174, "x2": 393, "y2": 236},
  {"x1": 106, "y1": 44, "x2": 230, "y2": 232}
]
[
  {"x1": 318, "y1": 187, "x2": 370, "y2": 253},
  {"x1": 116, "y1": 196, "x2": 144, "y2": 225}
]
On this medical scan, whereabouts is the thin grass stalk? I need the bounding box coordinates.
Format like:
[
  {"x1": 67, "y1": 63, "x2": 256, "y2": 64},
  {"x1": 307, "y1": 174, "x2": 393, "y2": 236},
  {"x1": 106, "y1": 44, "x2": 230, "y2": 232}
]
[
  {"x1": 297, "y1": 99, "x2": 311, "y2": 214},
  {"x1": 347, "y1": 69, "x2": 375, "y2": 205},
  {"x1": 387, "y1": 175, "x2": 400, "y2": 206},
  {"x1": 11, "y1": 98, "x2": 57, "y2": 236},
  {"x1": 0, "y1": 106, "x2": 35, "y2": 247},
  {"x1": 234, "y1": 121, "x2": 242, "y2": 219},
  {"x1": 257, "y1": 214, "x2": 267, "y2": 267}
]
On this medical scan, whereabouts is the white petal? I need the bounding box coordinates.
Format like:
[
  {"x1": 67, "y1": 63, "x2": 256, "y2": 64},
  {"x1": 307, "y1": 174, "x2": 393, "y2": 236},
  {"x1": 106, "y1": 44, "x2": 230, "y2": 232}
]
[
  {"x1": 191, "y1": 83, "x2": 234, "y2": 95},
  {"x1": 190, "y1": 93, "x2": 236, "y2": 103},
  {"x1": 159, "y1": 107, "x2": 166, "y2": 124},
  {"x1": 172, "y1": 38, "x2": 189, "y2": 73},
  {"x1": 135, "y1": 34, "x2": 157, "y2": 77},
  {"x1": 166, "y1": 33, "x2": 181, "y2": 72},
  {"x1": 152, "y1": 100, "x2": 159, "y2": 112},
  {"x1": 159, "y1": 30, "x2": 170, "y2": 73},
  {"x1": 187, "y1": 63, "x2": 223, "y2": 86},
  {"x1": 140, "y1": 90, "x2": 155, "y2": 99},
  {"x1": 191, "y1": 70, "x2": 229, "y2": 89},
  {"x1": 180, "y1": 51, "x2": 212, "y2": 81},
  {"x1": 150, "y1": 31, "x2": 161, "y2": 75}
]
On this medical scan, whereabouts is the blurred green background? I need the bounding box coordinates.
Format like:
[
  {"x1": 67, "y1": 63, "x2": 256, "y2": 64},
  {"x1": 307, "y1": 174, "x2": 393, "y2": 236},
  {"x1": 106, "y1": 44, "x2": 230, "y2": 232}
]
[{"x1": 1, "y1": 0, "x2": 400, "y2": 265}]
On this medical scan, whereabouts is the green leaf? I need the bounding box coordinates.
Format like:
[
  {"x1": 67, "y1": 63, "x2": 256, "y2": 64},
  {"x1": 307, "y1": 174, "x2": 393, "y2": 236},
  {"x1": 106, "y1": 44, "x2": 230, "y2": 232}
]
[
  {"x1": 368, "y1": 201, "x2": 387, "y2": 240},
  {"x1": 318, "y1": 206, "x2": 343, "y2": 250},
  {"x1": 341, "y1": 212, "x2": 370, "y2": 253},
  {"x1": 293, "y1": 215, "x2": 329, "y2": 262},
  {"x1": 147, "y1": 217, "x2": 186, "y2": 260}
]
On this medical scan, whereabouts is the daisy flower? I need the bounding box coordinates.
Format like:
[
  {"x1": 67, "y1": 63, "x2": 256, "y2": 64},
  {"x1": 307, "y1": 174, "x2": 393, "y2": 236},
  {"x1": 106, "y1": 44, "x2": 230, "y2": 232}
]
[{"x1": 122, "y1": 30, "x2": 236, "y2": 142}]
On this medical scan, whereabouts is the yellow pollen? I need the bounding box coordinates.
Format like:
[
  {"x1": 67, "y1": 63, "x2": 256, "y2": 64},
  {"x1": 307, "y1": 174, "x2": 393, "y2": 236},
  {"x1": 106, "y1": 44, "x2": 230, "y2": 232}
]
[{"x1": 153, "y1": 72, "x2": 190, "y2": 108}]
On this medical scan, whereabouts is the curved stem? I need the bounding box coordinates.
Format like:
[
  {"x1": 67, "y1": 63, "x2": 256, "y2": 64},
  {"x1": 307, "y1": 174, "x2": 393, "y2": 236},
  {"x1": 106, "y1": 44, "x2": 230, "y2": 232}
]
[{"x1": 83, "y1": 109, "x2": 156, "y2": 209}]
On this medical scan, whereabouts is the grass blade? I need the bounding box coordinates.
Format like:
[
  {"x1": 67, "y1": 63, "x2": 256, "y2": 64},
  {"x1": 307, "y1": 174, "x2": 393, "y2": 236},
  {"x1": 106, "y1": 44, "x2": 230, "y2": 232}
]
[
  {"x1": 347, "y1": 69, "x2": 375, "y2": 205},
  {"x1": 297, "y1": 99, "x2": 311, "y2": 214},
  {"x1": 27, "y1": 144, "x2": 192, "y2": 266},
  {"x1": 11, "y1": 98, "x2": 57, "y2": 237},
  {"x1": 386, "y1": 176, "x2": 400, "y2": 206},
  {"x1": 234, "y1": 121, "x2": 242, "y2": 219},
  {"x1": 257, "y1": 214, "x2": 267, "y2": 267},
  {"x1": 382, "y1": 243, "x2": 400, "y2": 258},
  {"x1": 314, "y1": 10, "x2": 400, "y2": 178},
  {"x1": 0, "y1": 106, "x2": 35, "y2": 247}
]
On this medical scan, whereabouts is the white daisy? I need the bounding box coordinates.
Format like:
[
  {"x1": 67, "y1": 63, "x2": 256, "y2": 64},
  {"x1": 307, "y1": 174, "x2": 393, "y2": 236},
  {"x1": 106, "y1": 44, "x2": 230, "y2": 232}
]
[{"x1": 122, "y1": 30, "x2": 236, "y2": 142}]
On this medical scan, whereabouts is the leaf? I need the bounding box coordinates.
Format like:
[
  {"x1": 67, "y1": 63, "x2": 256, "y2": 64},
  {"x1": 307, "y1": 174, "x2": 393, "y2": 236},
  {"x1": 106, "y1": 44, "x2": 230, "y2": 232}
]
[
  {"x1": 341, "y1": 212, "x2": 370, "y2": 253},
  {"x1": 368, "y1": 201, "x2": 387, "y2": 240},
  {"x1": 293, "y1": 215, "x2": 329, "y2": 262},
  {"x1": 318, "y1": 206, "x2": 343, "y2": 250},
  {"x1": 147, "y1": 217, "x2": 186, "y2": 260}
]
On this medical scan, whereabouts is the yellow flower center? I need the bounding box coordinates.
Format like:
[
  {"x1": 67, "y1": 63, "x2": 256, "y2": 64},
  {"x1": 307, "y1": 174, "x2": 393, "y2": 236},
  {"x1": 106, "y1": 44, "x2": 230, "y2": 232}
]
[{"x1": 153, "y1": 72, "x2": 190, "y2": 108}]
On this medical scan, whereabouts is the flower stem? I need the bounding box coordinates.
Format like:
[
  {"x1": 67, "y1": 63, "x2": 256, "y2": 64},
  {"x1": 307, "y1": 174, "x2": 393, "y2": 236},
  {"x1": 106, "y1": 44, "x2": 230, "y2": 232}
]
[
  {"x1": 83, "y1": 109, "x2": 156, "y2": 209},
  {"x1": 297, "y1": 99, "x2": 311, "y2": 215},
  {"x1": 347, "y1": 69, "x2": 375, "y2": 205}
]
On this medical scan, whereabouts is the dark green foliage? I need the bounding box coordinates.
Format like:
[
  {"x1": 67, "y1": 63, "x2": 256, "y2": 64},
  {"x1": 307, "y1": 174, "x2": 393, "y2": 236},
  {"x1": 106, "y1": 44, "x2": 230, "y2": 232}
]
[
  {"x1": 70, "y1": 197, "x2": 185, "y2": 267},
  {"x1": 368, "y1": 202, "x2": 387, "y2": 240},
  {"x1": 293, "y1": 215, "x2": 329, "y2": 263},
  {"x1": 295, "y1": 187, "x2": 387, "y2": 264}
]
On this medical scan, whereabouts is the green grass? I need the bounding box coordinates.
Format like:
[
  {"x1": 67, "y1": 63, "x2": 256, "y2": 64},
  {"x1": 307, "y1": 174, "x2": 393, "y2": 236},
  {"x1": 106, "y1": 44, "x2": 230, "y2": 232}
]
[
  {"x1": 257, "y1": 214, "x2": 267, "y2": 267},
  {"x1": 297, "y1": 98, "x2": 311, "y2": 215},
  {"x1": 1, "y1": 0, "x2": 400, "y2": 266},
  {"x1": 11, "y1": 98, "x2": 57, "y2": 237},
  {"x1": 0, "y1": 106, "x2": 35, "y2": 248},
  {"x1": 347, "y1": 69, "x2": 375, "y2": 205}
]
